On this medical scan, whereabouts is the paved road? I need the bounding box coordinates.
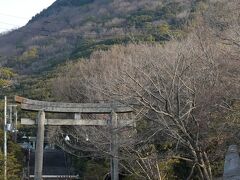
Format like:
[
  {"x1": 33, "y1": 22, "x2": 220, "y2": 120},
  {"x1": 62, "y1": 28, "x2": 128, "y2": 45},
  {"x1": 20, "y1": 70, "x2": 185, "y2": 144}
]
[{"x1": 28, "y1": 149, "x2": 72, "y2": 176}]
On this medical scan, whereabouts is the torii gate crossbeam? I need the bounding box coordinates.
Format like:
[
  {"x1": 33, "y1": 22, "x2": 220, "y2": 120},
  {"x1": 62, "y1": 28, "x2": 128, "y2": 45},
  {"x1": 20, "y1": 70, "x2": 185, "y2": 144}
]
[{"x1": 15, "y1": 96, "x2": 132, "y2": 113}]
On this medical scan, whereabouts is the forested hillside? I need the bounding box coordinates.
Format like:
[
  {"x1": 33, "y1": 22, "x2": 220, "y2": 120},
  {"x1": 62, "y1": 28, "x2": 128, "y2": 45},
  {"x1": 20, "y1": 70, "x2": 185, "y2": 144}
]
[
  {"x1": 0, "y1": 0, "x2": 198, "y2": 75},
  {"x1": 0, "y1": 0, "x2": 239, "y2": 179}
]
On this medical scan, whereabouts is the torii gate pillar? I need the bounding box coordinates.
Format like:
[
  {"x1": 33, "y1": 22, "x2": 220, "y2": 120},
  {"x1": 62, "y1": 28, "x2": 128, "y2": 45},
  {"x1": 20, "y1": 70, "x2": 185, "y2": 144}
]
[
  {"x1": 111, "y1": 110, "x2": 119, "y2": 180},
  {"x1": 34, "y1": 110, "x2": 45, "y2": 180}
]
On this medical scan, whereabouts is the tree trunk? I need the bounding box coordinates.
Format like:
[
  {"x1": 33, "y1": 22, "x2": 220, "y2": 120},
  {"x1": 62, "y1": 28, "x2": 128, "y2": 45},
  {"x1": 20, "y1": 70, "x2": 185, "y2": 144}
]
[
  {"x1": 190, "y1": 145, "x2": 212, "y2": 180},
  {"x1": 197, "y1": 151, "x2": 212, "y2": 180}
]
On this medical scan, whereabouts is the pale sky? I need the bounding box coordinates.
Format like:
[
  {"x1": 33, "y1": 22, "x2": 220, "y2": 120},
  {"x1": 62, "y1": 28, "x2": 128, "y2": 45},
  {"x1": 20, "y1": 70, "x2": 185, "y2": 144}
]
[{"x1": 0, "y1": 0, "x2": 56, "y2": 33}]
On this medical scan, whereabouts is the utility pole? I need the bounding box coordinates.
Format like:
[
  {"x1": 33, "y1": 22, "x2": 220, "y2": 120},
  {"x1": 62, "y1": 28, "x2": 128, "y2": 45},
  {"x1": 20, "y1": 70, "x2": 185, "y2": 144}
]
[
  {"x1": 9, "y1": 105, "x2": 12, "y2": 127},
  {"x1": 8, "y1": 104, "x2": 18, "y2": 142},
  {"x1": 4, "y1": 96, "x2": 7, "y2": 180},
  {"x1": 14, "y1": 106, "x2": 18, "y2": 142}
]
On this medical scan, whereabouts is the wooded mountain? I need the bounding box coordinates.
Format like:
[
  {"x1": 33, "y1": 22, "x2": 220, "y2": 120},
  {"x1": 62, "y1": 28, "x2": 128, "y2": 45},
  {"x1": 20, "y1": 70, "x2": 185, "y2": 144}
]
[
  {"x1": 0, "y1": 0, "x2": 197, "y2": 75},
  {"x1": 0, "y1": 0, "x2": 239, "y2": 178}
]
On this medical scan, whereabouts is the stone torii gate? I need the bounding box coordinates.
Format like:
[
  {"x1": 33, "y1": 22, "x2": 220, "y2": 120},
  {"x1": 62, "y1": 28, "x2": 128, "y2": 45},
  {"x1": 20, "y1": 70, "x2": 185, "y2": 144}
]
[{"x1": 15, "y1": 96, "x2": 134, "y2": 180}]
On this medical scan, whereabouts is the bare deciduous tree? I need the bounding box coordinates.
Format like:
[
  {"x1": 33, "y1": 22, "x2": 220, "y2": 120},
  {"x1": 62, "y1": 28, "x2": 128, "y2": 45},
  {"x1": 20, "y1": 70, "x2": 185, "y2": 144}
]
[{"x1": 51, "y1": 2, "x2": 240, "y2": 177}]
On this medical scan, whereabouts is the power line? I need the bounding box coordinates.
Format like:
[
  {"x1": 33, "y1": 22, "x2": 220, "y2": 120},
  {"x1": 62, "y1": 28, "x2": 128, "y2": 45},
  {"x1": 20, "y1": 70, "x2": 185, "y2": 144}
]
[
  {"x1": 0, "y1": 21, "x2": 21, "y2": 26},
  {"x1": 0, "y1": 27, "x2": 12, "y2": 30},
  {"x1": 0, "y1": 12, "x2": 29, "y2": 19}
]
